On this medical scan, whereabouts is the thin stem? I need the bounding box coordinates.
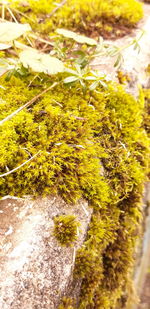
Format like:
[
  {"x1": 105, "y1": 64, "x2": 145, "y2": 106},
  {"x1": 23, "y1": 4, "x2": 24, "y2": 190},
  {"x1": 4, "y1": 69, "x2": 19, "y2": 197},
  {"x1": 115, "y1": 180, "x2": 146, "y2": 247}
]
[
  {"x1": 1, "y1": 3, "x2": 5, "y2": 20},
  {"x1": 0, "y1": 151, "x2": 41, "y2": 178},
  {"x1": 47, "y1": 0, "x2": 66, "y2": 18},
  {"x1": 29, "y1": 33, "x2": 54, "y2": 47},
  {"x1": 11, "y1": 7, "x2": 36, "y2": 23},
  {"x1": 7, "y1": 6, "x2": 19, "y2": 23},
  {"x1": 0, "y1": 82, "x2": 58, "y2": 126}
]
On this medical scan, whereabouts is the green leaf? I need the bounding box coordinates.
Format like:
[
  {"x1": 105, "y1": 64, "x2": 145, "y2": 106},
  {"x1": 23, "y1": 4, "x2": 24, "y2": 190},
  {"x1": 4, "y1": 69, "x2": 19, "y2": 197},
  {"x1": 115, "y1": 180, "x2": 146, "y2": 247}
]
[
  {"x1": 89, "y1": 81, "x2": 99, "y2": 91},
  {"x1": 133, "y1": 42, "x2": 140, "y2": 53},
  {"x1": 19, "y1": 48, "x2": 64, "y2": 75},
  {"x1": 0, "y1": 21, "x2": 31, "y2": 42},
  {"x1": 0, "y1": 58, "x2": 14, "y2": 76},
  {"x1": 99, "y1": 80, "x2": 107, "y2": 88},
  {"x1": 65, "y1": 67, "x2": 78, "y2": 75},
  {"x1": 85, "y1": 76, "x2": 96, "y2": 81},
  {"x1": 0, "y1": 43, "x2": 12, "y2": 50},
  {"x1": 63, "y1": 76, "x2": 79, "y2": 83},
  {"x1": 79, "y1": 79, "x2": 85, "y2": 87},
  {"x1": 114, "y1": 54, "x2": 122, "y2": 68},
  {"x1": 56, "y1": 29, "x2": 97, "y2": 46}
]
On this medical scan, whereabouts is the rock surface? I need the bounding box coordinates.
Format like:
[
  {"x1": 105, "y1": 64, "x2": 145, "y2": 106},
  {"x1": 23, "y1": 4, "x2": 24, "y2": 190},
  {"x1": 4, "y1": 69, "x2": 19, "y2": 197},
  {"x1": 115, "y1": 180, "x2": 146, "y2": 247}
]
[
  {"x1": 0, "y1": 196, "x2": 92, "y2": 309},
  {"x1": 91, "y1": 3, "x2": 150, "y2": 95}
]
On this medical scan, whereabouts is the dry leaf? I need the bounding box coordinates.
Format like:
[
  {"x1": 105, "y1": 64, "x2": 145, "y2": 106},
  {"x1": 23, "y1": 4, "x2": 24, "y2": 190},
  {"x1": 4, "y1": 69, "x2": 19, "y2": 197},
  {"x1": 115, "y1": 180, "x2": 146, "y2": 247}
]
[
  {"x1": 19, "y1": 48, "x2": 64, "y2": 75},
  {"x1": 0, "y1": 21, "x2": 31, "y2": 42},
  {"x1": 56, "y1": 28, "x2": 97, "y2": 45}
]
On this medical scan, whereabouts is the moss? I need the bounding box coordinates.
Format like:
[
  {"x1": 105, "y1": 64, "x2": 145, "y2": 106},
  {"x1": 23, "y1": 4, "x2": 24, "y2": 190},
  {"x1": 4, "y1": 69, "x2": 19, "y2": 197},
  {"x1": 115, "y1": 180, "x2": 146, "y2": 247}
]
[
  {"x1": 142, "y1": 88, "x2": 150, "y2": 177},
  {"x1": 53, "y1": 215, "x2": 80, "y2": 246},
  {"x1": 0, "y1": 74, "x2": 149, "y2": 308},
  {"x1": 58, "y1": 297, "x2": 75, "y2": 309},
  {"x1": 0, "y1": 75, "x2": 110, "y2": 205},
  {"x1": 7, "y1": 0, "x2": 143, "y2": 38},
  {"x1": 117, "y1": 70, "x2": 131, "y2": 84},
  {"x1": 143, "y1": 89, "x2": 150, "y2": 136},
  {"x1": 145, "y1": 64, "x2": 150, "y2": 74}
]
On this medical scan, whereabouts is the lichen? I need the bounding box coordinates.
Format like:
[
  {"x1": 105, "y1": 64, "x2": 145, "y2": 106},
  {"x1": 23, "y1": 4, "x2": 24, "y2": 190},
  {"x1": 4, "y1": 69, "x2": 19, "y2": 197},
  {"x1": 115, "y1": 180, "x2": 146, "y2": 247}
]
[{"x1": 0, "y1": 73, "x2": 149, "y2": 308}]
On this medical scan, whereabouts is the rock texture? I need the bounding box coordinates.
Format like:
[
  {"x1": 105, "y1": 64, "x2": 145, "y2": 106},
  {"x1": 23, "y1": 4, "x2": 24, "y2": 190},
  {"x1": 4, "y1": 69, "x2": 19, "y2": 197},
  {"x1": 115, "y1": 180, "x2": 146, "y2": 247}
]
[
  {"x1": 133, "y1": 183, "x2": 150, "y2": 309},
  {"x1": 91, "y1": 3, "x2": 150, "y2": 95},
  {"x1": 0, "y1": 196, "x2": 92, "y2": 309}
]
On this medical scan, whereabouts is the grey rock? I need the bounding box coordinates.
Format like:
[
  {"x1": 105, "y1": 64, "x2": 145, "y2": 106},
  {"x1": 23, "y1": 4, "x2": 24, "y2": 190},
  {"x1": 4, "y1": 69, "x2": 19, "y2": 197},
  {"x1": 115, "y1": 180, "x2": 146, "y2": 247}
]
[{"x1": 0, "y1": 196, "x2": 92, "y2": 309}]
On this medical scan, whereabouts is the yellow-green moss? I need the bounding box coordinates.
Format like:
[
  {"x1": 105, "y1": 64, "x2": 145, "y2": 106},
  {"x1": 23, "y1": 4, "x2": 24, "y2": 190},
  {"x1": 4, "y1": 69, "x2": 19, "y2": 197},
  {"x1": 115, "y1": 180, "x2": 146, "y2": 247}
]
[
  {"x1": 58, "y1": 297, "x2": 75, "y2": 309},
  {"x1": 7, "y1": 0, "x2": 143, "y2": 38},
  {"x1": 53, "y1": 215, "x2": 80, "y2": 246},
  {"x1": 0, "y1": 74, "x2": 149, "y2": 308}
]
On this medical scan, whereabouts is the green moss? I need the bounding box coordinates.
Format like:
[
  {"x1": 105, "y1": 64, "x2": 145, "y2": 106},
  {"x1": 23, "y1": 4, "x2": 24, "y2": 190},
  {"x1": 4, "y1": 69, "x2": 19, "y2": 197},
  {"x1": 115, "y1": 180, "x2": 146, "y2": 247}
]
[
  {"x1": 58, "y1": 297, "x2": 75, "y2": 309},
  {"x1": 143, "y1": 89, "x2": 150, "y2": 136},
  {"x1": 53, "y1": 214, "x2": 80, "y2": 246},
  {"x1": 0, "y1": 75, "x2": 109, "y2": 205},
  {"x1": 0, "y1": 74, "x2": 149, "y2": 308},
  {"x1": 146, "y1": 64, "x2": 150, "y2": 74},
  {"x1": 117, "y1": 70, "x2": 131, "y2": 84},
  {"x1": 7, "y1": 0, "x2": 143, "y2": 38}
]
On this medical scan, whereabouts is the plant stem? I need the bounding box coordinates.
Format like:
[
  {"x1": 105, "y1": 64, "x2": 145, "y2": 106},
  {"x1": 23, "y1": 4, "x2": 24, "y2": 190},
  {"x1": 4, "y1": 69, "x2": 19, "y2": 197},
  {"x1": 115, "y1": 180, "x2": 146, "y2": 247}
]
[
  {"x1": 0, "y1": 151, "x2": 41, "y2": 177},
  {"x1": 0, "y1": 82, "x2": 58, "y2": 126}
]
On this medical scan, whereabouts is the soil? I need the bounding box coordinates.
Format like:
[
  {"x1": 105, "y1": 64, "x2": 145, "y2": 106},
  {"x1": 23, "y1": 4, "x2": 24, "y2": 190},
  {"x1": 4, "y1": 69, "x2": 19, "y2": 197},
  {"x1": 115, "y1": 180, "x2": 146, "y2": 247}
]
[{"x1": 79, "y1": 20, "x2": 135, "y2": 40}]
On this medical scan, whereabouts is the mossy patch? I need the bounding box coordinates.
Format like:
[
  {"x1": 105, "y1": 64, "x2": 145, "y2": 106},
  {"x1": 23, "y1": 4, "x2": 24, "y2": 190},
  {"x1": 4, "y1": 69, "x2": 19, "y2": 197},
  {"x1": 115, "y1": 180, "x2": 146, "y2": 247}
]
[
  {"x1": 58, "y1": 297, "x2": 75, "y2": 309},
  {"x1": 53, "y1": 214, "x2": 80, "y2": 246},
  {"x1": 7, "y1": 0, "x2": 143, "y2": 38}
]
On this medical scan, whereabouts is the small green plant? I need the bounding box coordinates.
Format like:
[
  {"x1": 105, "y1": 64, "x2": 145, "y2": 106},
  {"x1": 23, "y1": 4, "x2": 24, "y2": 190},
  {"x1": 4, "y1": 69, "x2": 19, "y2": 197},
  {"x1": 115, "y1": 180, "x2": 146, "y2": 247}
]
[
  {"x1": 53, "y1": 215, "x2": 80, "y2": 246},
  {"x1": 64, "y1": 65, "x2": 109, "y2": 90}
]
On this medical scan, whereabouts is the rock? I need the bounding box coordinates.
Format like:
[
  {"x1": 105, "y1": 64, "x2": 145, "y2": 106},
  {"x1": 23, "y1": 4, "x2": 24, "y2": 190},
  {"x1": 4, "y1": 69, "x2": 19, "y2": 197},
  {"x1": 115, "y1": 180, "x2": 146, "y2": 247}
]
[
  {"x1": 91, "y1": 3, "x2": 150, "y2": 96},
  {"x1": 133, "y1": 183, "x2": 150, "y2": 309},
  {"x1": 0, "y1": 196, "x2": 92, "y2": 309}
]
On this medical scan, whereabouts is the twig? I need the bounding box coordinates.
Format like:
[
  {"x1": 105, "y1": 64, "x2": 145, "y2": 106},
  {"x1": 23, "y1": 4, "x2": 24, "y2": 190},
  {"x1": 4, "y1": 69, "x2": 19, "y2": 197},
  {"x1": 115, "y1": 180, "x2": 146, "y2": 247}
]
[
  {"x1": 1, "y1": 3, "x2": 5, "y2": 20},
  {"x1": 0, "y1": 151, "x2": 41, "y2": 178},
  {"x1": 0, "y1": 82, "x2": 58, "y2": 126},
  {"x1": 29, "y1": 33, "x2": 54, "y2": 47},
  {"x1": 47, "y1": 0, "x2": 66, "y2": 18},
  {"x1": 7, "y1": 6, "x2": 18, "y2": 23},
  {"x1": 11, "y1": 7, "x2": 36, "y2": 23}
]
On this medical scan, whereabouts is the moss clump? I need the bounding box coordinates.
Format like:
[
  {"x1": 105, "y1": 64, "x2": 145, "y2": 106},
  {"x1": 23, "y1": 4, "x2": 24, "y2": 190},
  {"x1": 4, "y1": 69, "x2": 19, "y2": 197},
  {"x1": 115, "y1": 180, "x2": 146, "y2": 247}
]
[
  {"x1": 142, "y1": 89, "x2": 150, "y2": 177},
  {"x1": 143, "y1": 89, "x2": 150, "y2": 137},
  {"x1": 145, "y1": 64, "x2": 150, "y2": 74},
  {"x1": 0, "y1": 75, "x2": 110, "y2": 205},
  {"x1": 7, "y1": 0, "x2": 143, "y2": 38},
  {"x1": 58, "y1": 297, "x2": 75, "y2": 309},
  {"x1": 0, "y1": 73, "x2": 149, "y2": 308},
  {"x1": 53, "y1": 215, "x2": 80, "y2": 246},
  {"x1": 117, "y1": 70, "x2": 131, "y2": 84}
]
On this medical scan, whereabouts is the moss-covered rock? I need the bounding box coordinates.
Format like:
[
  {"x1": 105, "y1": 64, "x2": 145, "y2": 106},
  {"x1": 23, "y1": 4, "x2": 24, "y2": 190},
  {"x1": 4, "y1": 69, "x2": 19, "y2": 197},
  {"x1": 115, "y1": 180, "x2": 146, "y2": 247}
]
[{"x1": 0, "y1": 73, "x2": 149, "y2": 307}]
